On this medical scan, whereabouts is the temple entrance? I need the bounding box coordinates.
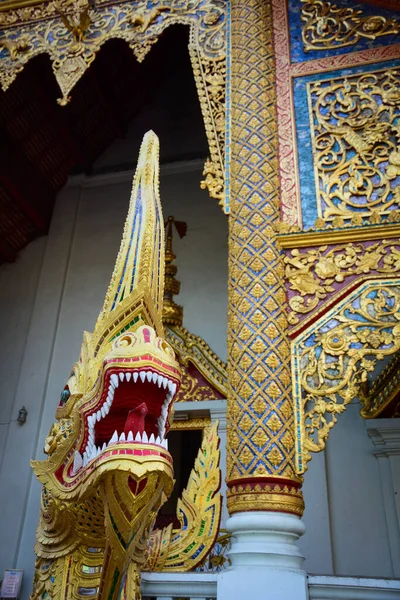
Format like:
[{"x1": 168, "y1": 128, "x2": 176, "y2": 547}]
[
  {"x1": 0, "y1": 25, "x2": 210, "y2": 262},
  {"x1": 0, "y1": 22, "x2": 228, "y2": 584}
]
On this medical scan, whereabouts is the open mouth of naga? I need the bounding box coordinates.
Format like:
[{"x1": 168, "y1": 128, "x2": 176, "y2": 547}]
[{"x1": 72, "y1": 363, "x2": 180, "y2": 474}]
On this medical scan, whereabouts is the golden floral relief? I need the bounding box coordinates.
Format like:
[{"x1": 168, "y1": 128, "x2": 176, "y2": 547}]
[
  {"x1": 174, "y1": 367, "x2": 222, "y2": 402},
  {"x1": 293, "y1": 281, "x2": 400, "y2": 472},
  {"x1": 308, "y1": 69, "x2": 400, "y2": 223},
  {"x1": 301, "y1": 0, "x2": 399, "y2": 51},
  {"x1": 284, "y1": 241, "x2": 400, "y2": 324}
]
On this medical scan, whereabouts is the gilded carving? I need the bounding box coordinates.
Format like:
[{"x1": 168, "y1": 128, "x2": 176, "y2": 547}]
[
  {"x1": 360, "y1": 351, "x2": 400, "y2": 418},
  {"x1": 0, "y1": 0, "x2": 226, "y2": 207},
  {"x1": 227, "y1": 480, "x2": 304, "y2": 515},
  {"x1": 301, "y1": 0, "x2": 399, "y2": 52},
  {"x1": 284, "y1": 241, "x2": 400, "y2": 325},
  {"x1": 170, "y1": 416, "x2": 211, "y2": 431},
  {"x1": 166, "y1": 326, "x2": 227, "y2": 397},
  {"x1": 191, "y1": 45, "x2": 226, "y2": 208},
  {"x1": 162, "y1": 216, "x2": 187, "y2": 329},
  {"x1": 227, "y1": 0, "x2": 302, "y2": 515},
  {"x1": 308, "y1": 69, "x2": 400, "y2": 223},
  {"x1": 174, "y1": 368, "x2": 222, "y2": 402},
  {"x1": 144, "y1": 421, "x2": 221, "y2": 572},
  {"x1": 292, "y1": 280, "x2": 400, "y2": 472}
]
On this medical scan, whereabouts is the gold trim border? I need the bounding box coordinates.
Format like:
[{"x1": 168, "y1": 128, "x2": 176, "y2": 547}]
[
  {"x1": 0, "y1": 0, "x2": 43, "y2": 11},
  {"x1": 277, "y1": 223, "x2": 400, "y2": 249},
  {"x1": 227, "y1": 490, "x2": 304, "y2": 516},
  {"x1": 170, "y1": 417, "x2": 211, "y2": 431}
]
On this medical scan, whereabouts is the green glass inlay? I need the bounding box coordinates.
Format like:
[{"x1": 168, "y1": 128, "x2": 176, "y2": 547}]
[
  {"x1": 110, "y1": 515, "x2": 126, "y2": 550},
  {"x1": 184, "y1": 542, "x2": 196, "y2": 554},
  {"x1": 110, "y1": 317, "x2": 140, "y2": 341},
  {"x1": 107, "y1": 568, "x2": 120, "y2": 600},
  {"x1": 199, "y1": 519, "x2": 206, "y2": 535}
]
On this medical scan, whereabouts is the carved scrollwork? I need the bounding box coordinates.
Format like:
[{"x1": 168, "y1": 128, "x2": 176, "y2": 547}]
[
  {"x1": 0, "y1": 1, "x2": 224, "y2": 94},
  {"x1": 308, "y1": 69, "x2": 400, "y2": 223},
  {"x1": 174, "y1": 368, "x2": 222, "y2": 402},
  {"x1": 190, "y1": 40, "x2": 225, "y2": 207},
  {"x1": 293, "y1": 280, "x2": 400, "y2": 472},
  {"x1": 284, "y1": 240, "x2": 400, "y2": 325},
  {"x1": 300, "y1": 0, "x2": 399, "y2": 52},
  {"x1": 30, "y1": 557, "x2": 57, "y2": 600}
]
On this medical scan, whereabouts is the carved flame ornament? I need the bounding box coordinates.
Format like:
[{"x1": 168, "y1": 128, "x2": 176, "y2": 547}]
[
  {"x1": 143, "y1": 421, "x2": 221, "y2": 572},
  {"x1": 30, "y1": 131, "x2": 221, "y2": 600}
]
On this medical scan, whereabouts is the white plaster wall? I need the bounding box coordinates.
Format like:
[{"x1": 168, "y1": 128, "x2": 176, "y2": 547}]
[
  {"x1": 324, "y1": 400, "x2": 393, "y2": 578},
  {"x1": 299, "y1": 400, "x2": 394, "y2": 577},
  {"x1": 0, "y1": 237, "x2": 46, "y2": 465},
  {"x1": 0, "y1": 236, "x2": 46, "y2": 544},
  {"x1": 0, "y1": 185, "x2": 82, "y2": 597},
  {"x1": 299, "y1": 451, "x2": 334, "y2": 575},
  {"x1": 0, "y1": 165, "x2": 228, "y2": 600},
  {"x1": 0, "y1": 164, "x2": 396, "y2": 596}
]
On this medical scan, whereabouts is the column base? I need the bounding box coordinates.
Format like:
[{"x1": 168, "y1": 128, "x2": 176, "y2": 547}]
[{"x1": 218, "y1": 511, "x2": 308, "y2": 600}]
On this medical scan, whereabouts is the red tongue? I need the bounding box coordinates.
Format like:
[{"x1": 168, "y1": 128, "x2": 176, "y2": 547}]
[{"x1": 124, "y1": 403, "x2": 148, "y2": 437}]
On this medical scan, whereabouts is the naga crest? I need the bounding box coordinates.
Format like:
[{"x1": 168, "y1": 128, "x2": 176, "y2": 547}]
[{"x1": 31, "y1": 132, "x2": 182, "y2": 600}]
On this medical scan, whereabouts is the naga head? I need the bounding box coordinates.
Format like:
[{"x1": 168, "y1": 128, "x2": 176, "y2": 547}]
[{"x1": 32, "y1": 132, "x2": 181, "y2": 509}]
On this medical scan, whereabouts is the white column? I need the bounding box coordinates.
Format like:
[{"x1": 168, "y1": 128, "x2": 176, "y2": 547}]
[
  {"x1": 367, "y1": 419, "x2": 400, "y2": 577},
  {"x1": 218, "y1": 512, "x2": 308, "y2": 600}
]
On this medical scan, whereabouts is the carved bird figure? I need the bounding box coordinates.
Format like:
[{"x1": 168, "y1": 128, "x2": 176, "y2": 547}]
[{"x1": 58, "y1": 6, "x2": 92, "y2": 43}]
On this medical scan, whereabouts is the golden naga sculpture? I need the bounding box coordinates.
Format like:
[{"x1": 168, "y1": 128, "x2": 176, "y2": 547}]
[{"x1": 30, "y1": 131, "x2": 221, "y2": 600}]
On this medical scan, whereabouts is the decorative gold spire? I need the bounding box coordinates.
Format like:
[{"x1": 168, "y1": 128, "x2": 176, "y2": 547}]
[
  {"x1": 162, "y1": 216, "x2": 187, "y2": 327},
  {"x1": 92, "y1": 130, "x2": 165, "y2": 350}
]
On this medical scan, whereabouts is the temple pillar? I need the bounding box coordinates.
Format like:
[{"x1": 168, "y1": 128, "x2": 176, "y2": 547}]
[{"x1": 219, "y1": 0, "x2": 307, "y2": 597}]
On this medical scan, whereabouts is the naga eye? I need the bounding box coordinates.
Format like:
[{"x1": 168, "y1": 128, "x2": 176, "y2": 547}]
[
  {"x1": 59, "y1": 387, "x2": 71, "y2": 407},
  {"x1": 118, "y1": 335, "x2": 136, "y2": 347},
  {"x1": 159, "y1": 340, "x2": 174, "y2": 357}
]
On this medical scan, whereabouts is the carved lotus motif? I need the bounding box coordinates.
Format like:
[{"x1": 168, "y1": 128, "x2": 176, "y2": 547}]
[{"x1": 320, "y1": 330, "x2": 350, "y2": 355}]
